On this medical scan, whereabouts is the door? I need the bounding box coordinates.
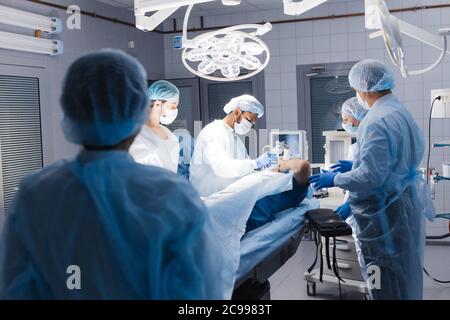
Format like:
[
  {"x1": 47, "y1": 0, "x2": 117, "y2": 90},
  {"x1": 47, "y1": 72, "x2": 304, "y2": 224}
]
[
  {"x1": 200, "y1": 74, "x2": 266, "y2": 158},
  {"x1": 166, "y1": 78, "x2": 201, "y2": 137},
  {"x1": 0, "y1": 63, "x2": 51, "y2": 230},
  {"x1": 200, "y1": 73, "x2": 266, "y2": 131},
  {"x1": 297, "y1": 62, "x2": 357, "y2": 163}
]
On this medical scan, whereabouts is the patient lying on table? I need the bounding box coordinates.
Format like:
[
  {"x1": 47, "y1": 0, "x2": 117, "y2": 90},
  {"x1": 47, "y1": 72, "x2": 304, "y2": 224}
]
[{"x1": 246, "y1": 159, "x2": 311, "y2": 232}]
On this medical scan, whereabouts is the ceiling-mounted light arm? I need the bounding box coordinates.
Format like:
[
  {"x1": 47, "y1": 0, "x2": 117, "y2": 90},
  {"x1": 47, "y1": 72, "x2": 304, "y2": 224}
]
[
  {"x1": 408, "y1": 34, "x2": 447, "y2": 76},
  {"x1": 283, "y1": 0, "x2": 329, "y2": 16},
  {"x1": 182, "y1": 4, "x2": 272, "y2": 50},
  {"x1": 135, "y1": 7, "x2": 179, "y2": 32},
  {"x1": 134, "y1": 0, "x2": 240, "y2": 32},
  {"x1": 182, "y1": 4, "x2": 195, "y2": 48},
  {"x1": 369, "y1": 21, "x2": 450, "y2": 56},
  {"x1": 134, "y1": 0, "x2": 216, "y2": 32},
  {"x1": 399, "y1": 21, "x2": 450, "y2": 55},
  {"x1": 365, "y1": 0, "x2": 449, "y2": 77},
  {"x1": 0, "y1": 4, "x2": 62, "y2": 34},
  {"x1": 365, "y1": 0, "x2": 448, "y2": 53}
]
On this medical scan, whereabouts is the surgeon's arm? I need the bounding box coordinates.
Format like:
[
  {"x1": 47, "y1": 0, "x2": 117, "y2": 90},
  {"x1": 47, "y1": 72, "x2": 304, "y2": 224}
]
[
  {"x1": 334, "y1": 121, "x2": 393, "y2": 192},
  {"x1": 202, "y1": 136, "x2": 256, "y2": 179}
]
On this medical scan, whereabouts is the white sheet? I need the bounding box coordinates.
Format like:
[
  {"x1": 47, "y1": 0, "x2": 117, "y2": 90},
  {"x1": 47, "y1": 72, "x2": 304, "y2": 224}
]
[{"x1": 202, "y1": 171, "x2": 295, "y2": 299}]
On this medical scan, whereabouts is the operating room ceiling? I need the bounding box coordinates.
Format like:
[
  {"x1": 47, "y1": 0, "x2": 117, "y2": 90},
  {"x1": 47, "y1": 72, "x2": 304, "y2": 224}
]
[{"x1": 95, "y1": 0, "x2": 308, "y2": 17}]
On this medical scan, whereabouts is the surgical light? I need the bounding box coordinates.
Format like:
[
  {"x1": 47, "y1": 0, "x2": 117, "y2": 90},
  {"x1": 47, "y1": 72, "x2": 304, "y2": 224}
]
[
  {"x1": 0, "y1": 31, "x2": 63, "y2": 56},
  {"x1": 366, "y1": 0, "x2": 449, "y2": 78},
  {"x1": 181, "y1": 4, "x2": 272, "y2": 82},
  {"x1": 0, "y1": 4, "x2": 62, "y2": 34}
]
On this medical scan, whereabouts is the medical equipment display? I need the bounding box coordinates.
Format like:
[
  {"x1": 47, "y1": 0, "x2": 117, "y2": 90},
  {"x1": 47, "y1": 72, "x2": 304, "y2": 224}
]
[
  {"x1": 0, "y1": 4, "x2": 62, "y2": 34},
  {"x1": 322, "y1": 130, "x2": 354, "y2": 166},
  {"x1": 270, "y1": 130, "x2": 309, "y2": 161},
  {"x1": 365, "y1": 0, "x2": 449, "y2": 78},
  {"x1": 0, "y1": 31, "x2": 63, "y2": 56}
]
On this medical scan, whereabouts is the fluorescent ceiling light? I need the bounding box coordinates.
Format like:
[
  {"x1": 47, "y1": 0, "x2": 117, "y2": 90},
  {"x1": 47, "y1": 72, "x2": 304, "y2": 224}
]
[
  {"x1": 0, "y1": 31, "x2": 63, "y2": 56},
  {"x1": 0, "y1": 5, "x2": 62, "y2": 34}
]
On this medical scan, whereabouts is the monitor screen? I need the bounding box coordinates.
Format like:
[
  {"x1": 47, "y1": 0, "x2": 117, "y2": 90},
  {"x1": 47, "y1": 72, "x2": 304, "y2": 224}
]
[
  {"x1": 279, "y1": 134, "x2": 301, "y2": 157},
  {"x1": 271, "y1": 131, "x2": 307, "y2": 159}
]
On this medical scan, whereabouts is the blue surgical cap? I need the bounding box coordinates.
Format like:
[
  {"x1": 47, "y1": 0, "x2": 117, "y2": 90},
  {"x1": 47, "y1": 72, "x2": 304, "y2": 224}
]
[
  {"x1": 61, "y1": 49, "x2": 149, "y2": 147},
  {"x1": 349, "y1": 59, "x2": 395, "y2": 93},
  {"x1": 341, "y1": 97, "x2": 368, "y2": 121},
  {"x1": 223, "y1": 95, "x2": 265, "y2": 118},
  {"x1": 148, "y1": 80, "x2": 180, "y2": 104}
]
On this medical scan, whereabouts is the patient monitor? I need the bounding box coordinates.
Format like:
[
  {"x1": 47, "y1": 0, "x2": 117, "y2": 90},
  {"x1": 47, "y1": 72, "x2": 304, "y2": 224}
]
[{"x1": 270, "y1": 130, "x2": 309, "y2": 161}]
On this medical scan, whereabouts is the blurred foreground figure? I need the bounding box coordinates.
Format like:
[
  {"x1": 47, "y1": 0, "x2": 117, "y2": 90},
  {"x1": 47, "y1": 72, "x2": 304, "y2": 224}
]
[{"x1": 0, "y1": 49, "x2": 223, "y2": 300}]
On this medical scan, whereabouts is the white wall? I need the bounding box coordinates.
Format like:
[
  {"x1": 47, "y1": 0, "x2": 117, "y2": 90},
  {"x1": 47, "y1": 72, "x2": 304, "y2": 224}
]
[
  {"x1": 162, "y1": 0, "x2": 450, "y2": 237},
  {"x1": 0, "y1": 0, "x2": 165, "y2": 163}
]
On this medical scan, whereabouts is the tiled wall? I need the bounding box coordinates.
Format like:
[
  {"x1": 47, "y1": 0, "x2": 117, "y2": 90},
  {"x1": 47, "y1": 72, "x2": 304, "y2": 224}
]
[
  {"x1": 0, "y1": 0, "x2": 165, "y2": 163},
  {"x1": 162, "y1": 0, "x2": 450, "y2": 237}
]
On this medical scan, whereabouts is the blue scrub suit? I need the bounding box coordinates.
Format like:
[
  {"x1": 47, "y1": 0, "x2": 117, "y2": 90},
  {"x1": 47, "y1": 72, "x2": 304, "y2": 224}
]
[
  {"x1": 334, "y1": 94, "x2": 433, "y2": 300},
  {"x1": 246, "y1": 178, "x2": 309, "y2": 232},
  {"x1": 0, "y1": 150, "x2": 224, "y2": 300}
]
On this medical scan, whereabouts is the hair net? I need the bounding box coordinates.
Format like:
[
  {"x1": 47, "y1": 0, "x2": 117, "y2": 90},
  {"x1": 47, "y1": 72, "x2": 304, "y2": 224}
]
[
  {"x1": 223, "y1": 95, "x2": 265, "y2": 118},
  {"x1": 148, "y1": 80, "x2": 180, "y2": 104},
  {"x1": 341, "y1": 97, "x2": 368, "y2": 121},
  {"x1": 349, "y1": 59, "x2": 395, "y2": 93},
  {"x1": 61, "y1": 49, "x2": 149, "y2": 147}
]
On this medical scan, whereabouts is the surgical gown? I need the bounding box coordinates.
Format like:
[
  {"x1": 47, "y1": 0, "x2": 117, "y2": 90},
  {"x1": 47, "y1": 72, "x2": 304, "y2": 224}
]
[
  {"x1": 130, "y1": 125, "x2": 180, "y2": 173},
  {"x1": 0, "y1": 150, "x2": 223, "y2": 300},
  {"x1": 190, "y1": 120, "x2": 257, "y2": 197},
  {"x1": 334, "y1": 94, "x2": 433, "y2": 300}
]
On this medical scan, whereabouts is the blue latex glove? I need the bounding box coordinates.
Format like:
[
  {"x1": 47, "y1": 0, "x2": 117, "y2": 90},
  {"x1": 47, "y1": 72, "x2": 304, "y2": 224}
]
[
  {"x1": 308, "y1": 171, "x2": 337, "y2": 190},
  {"x1": 256, "y1": 153, "x2": 277, "y2": 169},
  {"x1": 331, "y1": 160, "x2": 353, "y2": 173},
  {"x1": 335, "y1": 201, "x2": 352, "y2": 220}
]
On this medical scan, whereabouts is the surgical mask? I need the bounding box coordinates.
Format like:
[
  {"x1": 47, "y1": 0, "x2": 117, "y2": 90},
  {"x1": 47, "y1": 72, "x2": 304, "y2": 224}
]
[
  {"x1": 234, "y1": 118, "x2": 253, "y2": 135},
  {"x1": 342, "y1": 122, "x2": 358, "y2": 134},
  {"x1": 160, "y1": 108, "x2": 178, "y2": 125},
  {"x1": 357, "y1": 93, "x2": 370, "y2": 110}
]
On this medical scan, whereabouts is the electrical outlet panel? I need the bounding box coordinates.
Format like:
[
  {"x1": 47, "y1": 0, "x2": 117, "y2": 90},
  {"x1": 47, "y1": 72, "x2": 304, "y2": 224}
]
[{"x1": 431, "y1": 89, "x2": 450, "y2": 118}]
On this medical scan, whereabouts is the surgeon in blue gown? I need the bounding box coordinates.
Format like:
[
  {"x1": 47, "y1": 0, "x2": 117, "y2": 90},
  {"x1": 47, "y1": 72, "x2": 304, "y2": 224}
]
[
  {"x1": 309, "y1": 59, "x2": 434, "y2": 300},
  {"x1": 0, "y1": 49, "x2": 223, "y2": 300}
]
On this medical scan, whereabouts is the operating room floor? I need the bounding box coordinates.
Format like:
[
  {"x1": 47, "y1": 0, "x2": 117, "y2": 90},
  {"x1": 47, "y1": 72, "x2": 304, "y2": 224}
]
[{"x1": 269, "y1": 239, "x2": 450, "y2": 300}]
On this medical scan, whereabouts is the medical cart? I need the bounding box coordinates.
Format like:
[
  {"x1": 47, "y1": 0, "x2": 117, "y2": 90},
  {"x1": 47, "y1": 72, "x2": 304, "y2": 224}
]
[{"x1": 304, "y1": 189, "x2": 369, "y2": 300}]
